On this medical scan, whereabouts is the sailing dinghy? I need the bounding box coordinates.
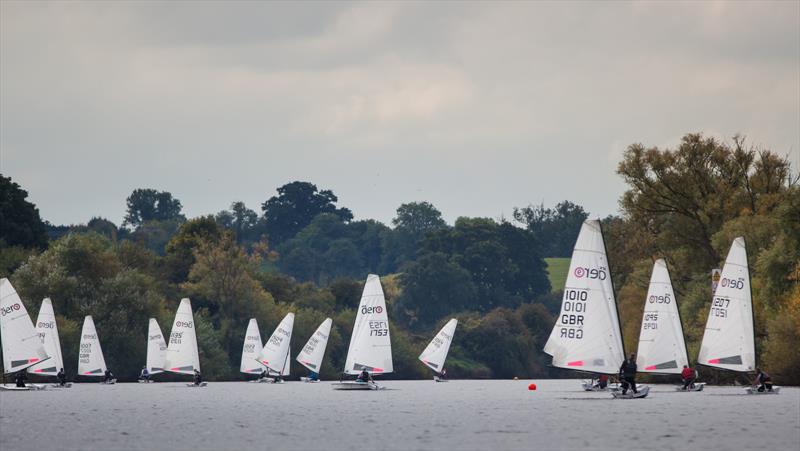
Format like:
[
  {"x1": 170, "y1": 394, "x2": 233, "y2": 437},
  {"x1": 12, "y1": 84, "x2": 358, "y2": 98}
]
[
  {"x1": 0, "y1": 278, "x2": 50, "y2": 391},
  {"x1": 698, "y1": 237, "x2": 780, "y2": 395},
  {"x1": 542, "y1": 220, "x2": 648, "y2": 398},
  {"x1": 28, "y1": 298, "x2": 70, "y2": 387},
  {"x1": 297, "y1": 318, "x2": 332, "y2": 382},
  {"x1": 257, "y1": 313, "x2": 294, "y2": 383},
  {"x1": 164, "y1": 299, "x2": 205, "y2": 387},
  {"x1": 332, "y1": 274, "x2": 392, "y2": 391},
  {"x1": 78, "y1": 316, "x2": 115, "y2": 384},
  {"x1": 635, "y1": 260, "x2": 705, "y2": 392},
  {"x1": 240, "y1": 318, "x2": 267, "y2": 381},
  {"x1": 419, "y1": 318, "x2": 457, "y2": 382},
  {"x1": 140, "y1": 318, "x2": 167, "y2": 383}
]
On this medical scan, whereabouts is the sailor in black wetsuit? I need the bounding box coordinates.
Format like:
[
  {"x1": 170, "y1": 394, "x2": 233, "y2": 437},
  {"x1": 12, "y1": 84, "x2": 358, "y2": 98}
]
[
  {"x1": 103, "y1": 370, "x2": 114, "y2": 383},
  {"x1": 15, "y1": 371, "x2": 27, "y2": 388},
  {"x1": 753, "y1": 368, "x2": 773, "y2": 392},
  {"x1": 619, "y1": 353, "x2": 638, "y2": 395},
  {"x1": 356, "y1": 369, "x2": 371, "y2": 383},
  {"x1": 193, "y1": 369, "x2": 203, "y2": 386},
  {"x1": 57, "y1": 368, "x2": 67, "y2": 387}
]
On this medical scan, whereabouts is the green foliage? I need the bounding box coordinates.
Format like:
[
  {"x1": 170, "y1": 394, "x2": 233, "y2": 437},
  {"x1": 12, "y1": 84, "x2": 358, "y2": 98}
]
[
  {"x1": 261, "y1": 181, "x2": 353, "y2": 244},
  {"x1": 123, "y1": 188, "x2": 185, "y2": 228},
  {"x1": 514, "y1": 201, "x2": 588, "y2": 257},
  {"x1": 0, "y1": 174, "x2": 48, "y2": 249},
  {"x1": 544, "y1": 257, "x2": 569, "y2": 292}
]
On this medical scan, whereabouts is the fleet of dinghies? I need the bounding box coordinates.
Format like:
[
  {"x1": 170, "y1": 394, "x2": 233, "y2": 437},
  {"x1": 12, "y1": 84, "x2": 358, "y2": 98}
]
[{"x1": 0, "y1": 235, "x2": 783, "y2": 395}]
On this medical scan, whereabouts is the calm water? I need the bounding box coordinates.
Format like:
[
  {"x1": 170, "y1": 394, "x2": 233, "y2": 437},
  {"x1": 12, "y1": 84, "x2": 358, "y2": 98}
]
[{"x1": 1, "y1": 379, "x2": 798, "y2": 450}]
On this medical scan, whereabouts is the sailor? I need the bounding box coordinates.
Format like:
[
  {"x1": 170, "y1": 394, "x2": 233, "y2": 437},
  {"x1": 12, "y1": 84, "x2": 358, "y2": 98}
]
[
  {"x1": 103, "y1": 370, "x2": 114, "y2": 383},
  {"x1": 57, "y1": 368, "x2": 67, "y2": 387},
  {"x1": 140, "y1": 366, "x2": 150, "y2": 382},
  {"x1": 597, "y1": 374, "x2": 608, "y2": 389},
  {"x1": 14, "y1": 371, "x2": 27, "y2": 388},
  {"x1": 308, "y1": 371, "x2": 319, "y2": 381},
  {"x1": 752, "y1": 368, "x2": 773, "y2": 392},
  {"x1": 259, "y1": 369, "x2": 268, "y2": 381},
  {"x1": 619, "y1": 353, "x2": 638, "y2": 395},
  {"x1": 681, "y1": 365, "x2": 696, "y2": 390},
  {"x1": 356, "y1": 368, "x2": 371, "y2": 383},
  {"x1": 193, "y1": 369, "x2": 203, "y2": 386},
  {"x1": 440, "y1": 368, "x2": 448, "y2": 380}
]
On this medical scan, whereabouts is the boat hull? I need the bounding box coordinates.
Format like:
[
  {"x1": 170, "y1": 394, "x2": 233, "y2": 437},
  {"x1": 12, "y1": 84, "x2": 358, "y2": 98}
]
[
  {"x1": 0, "y1": 384, "x2": 47, "y2": 391},
  {"x1": 674, "y1": 382, "x2": 705, "y2": 392},
  {"x1": 745, "y1": 386, "x2": 781, "y2": 395},
  {"x1": 331, "y1": 381, "x2": 381, "y2": 390},
  {"x1": 611, "y1": 385, "x2": 649, "y2": 399},
  {"x1": 300, "y1": 377, "x2": 320, "y2": 383},
  {"x1": 186, "y1": 382, "x2": 208, "y2": 387}
]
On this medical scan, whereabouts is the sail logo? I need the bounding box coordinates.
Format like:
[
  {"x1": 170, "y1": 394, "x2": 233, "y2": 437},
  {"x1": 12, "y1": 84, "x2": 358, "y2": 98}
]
[
  {"x1": 246, "y1": 335, "x2": 260, "y2": 341},
  {"x1": 648, "y1": 294, "x2": 671, "y2": 304},
  {"x1": 720, "y1": 277, "x2": 745, "y2": 289},
  {"x1": 175, "y1": 320, "x2": 193, "y2": 328},
  {"x1": 37, "y1": 321, "x2": 56, "y2": 328},
  {"x1": 361, "y1": 305, "x2": 383, "y2": 314},
  {"x1": 573, "y1": 266, "x2": 607, "y2": 280},
  {"x1": 0, "y1": 303, "x2": 21, "y2": 316},
  {"x1": 83, "y1": 334, "x2": 97, "y2": 340}
]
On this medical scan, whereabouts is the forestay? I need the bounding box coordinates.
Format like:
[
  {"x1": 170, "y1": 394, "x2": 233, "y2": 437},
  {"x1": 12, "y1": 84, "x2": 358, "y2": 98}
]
[
  {"x1": 543, "y1": 219, "x2": 624, "y2": 374},
  {"x1": 164, "y1": 298, "x2": 201, "y2": 375},
  {"x1": 698, "y1": 237, "x2": 756, "y2": 372},
  {"x1": 636, "y1": 259, "x2": 688, "y2": 374},
  {"x1": 240, "y1": 318, "x2": 263, "y2": 375},
  {"x1": 258, "y1": 313, "x2": 294, "y2": 375},
  {"x1": 28, "y1": 298, "x2": 63, "y2": 376},
  {"x1": 78, "y1": 316, "x2": 107, "y2": 376},
  {"x1": 146, "y1": 318, "x2": 167, "y2": 374},
  {"x1": 418, "y1": 318, "x2": 458, "y2": 374},
  {"x1": 296, "y1": 318, "x2": 332, "y2": 374},
  {"x1": 344, "y1": 274, "x2": 393, "y2": 375},
  {"x1": 0, "y1": 278, "x2": 49, "y2": 374}
]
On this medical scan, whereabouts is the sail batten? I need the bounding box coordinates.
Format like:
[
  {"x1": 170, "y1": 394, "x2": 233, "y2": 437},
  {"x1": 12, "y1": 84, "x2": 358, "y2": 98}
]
[
  {"x1": 343, "y1": 274, "x2": 393, "y2": 375},
  {"x1": 543, "y1": 220, "x2": 624, "y2": 375}
]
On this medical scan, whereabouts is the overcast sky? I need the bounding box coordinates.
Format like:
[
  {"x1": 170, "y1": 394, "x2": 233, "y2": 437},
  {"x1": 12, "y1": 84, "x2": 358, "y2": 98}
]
[{"x1": 2, "y1": 1, "x2": 798, "y2": 226}]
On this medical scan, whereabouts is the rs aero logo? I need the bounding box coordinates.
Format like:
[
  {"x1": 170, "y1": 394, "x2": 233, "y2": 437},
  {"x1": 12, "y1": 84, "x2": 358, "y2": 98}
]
[
  {"x1": 0, "y1": 303, "x2": 21, "y2": 316},
  {"x1": 37, "y1": 321, "x2": 56, "y2": 328},
  {"x1": 648, "y1": 293, "x2": 671, "y2": 304},
  {"x1": 720, "y1": 277, "x2": 745, "y2": 290},
  {"x1": 573, "y1": 266, "x2": 608, "y2": 280},
  {"x1": 176, "y1": 320, "x2": 193, "y2": 328},
  {"x1": 361, "y1": 304, "x2": 383, "y2": 314}
]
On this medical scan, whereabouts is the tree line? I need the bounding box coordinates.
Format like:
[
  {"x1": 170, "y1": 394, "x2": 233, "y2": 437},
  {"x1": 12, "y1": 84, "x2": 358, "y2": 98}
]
[{"x1": 1, "y1": 132, "x2": 797, "y2": 383}]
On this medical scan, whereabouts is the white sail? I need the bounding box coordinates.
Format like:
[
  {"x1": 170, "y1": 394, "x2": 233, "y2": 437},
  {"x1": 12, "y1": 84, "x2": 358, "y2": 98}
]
[
  {"x1": 146, "y1": 318, "x2": 167, "y2": 374},
  {"x1": 296, "y1": 318, "x2": 332, "y2": 374},
  {"x1": 418, "y1": 318, "x2": 458, "y2": 374},
  {"x1": 28, "y1": 298, "x2": 64, "y2": 376},
  {"x1": 164, "y1": 298, "x2": 200, "y2": 375},
  {"x1": 344, "y1": 274, "x2": 393, "y2": 375},
  {"x1": 0, "y1": 279, "x2": 49, "y2": 374},
  {"x1": 636, "y1": 260, "x2": 688, "y2": 374},
  {"x1": 698, "y1": 237, "x2": 756, "y2": 372},
  {"x1": 78, "y1": 316, "x2": 107, "y2": 376},
  {"x1": 543, "y1": 219, "x2": 624, "y2": 374},
  {"x1": 258, "y1": 313, "x2": 294, "y2": 375},
  {"x1": 240, "y1": 318, "x2": 263, "y2": 375}
]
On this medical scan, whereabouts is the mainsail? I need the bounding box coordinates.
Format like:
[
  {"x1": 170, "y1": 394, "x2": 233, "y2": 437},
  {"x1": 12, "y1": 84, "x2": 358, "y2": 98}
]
[
  {"x1": 0, "y1": 278, "x2": 49, "y2": 374},
  {"x1": 240, "y1": 318, "x2": 263, "y2": 375},
  {"x1": 258, "y1": 313, "x2": 294, "y2": 375},
  {"x1": 164, "y1": 298, "x2": 201, "y2": 375},
  {"x1": 698, "y1": 237, "x2": 756, "y2": 372},
  {"x1": 418, "y1": 318, "x2": 458, "y2": 374},
  {"x1": 78, "y1": 316, "x2": 107, "y2": 376},
  {"x1": 28, "y1": 298, "x2": 64, "y2": 376},
  {"x1": 343, "y1": 274, "x2": 393, "y2": 375},
  {"x1": 543, "y1": 219, "x2": 624, "y2": 374},
  {"x1": 146, "y1": 318, "x2": 167, "y2": 374},
  {"x1": 636, "y1": 259, "x2": 688, "y2": 374},
  {"x1": 296, "y1": 318, "x2": 333, "y2": 374}
]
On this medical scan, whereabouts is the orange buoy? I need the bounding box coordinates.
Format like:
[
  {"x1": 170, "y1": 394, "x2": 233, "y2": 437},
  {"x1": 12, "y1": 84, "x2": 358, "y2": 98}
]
[{"x1": 528, "y1": 383, "x2": 537, "y2": 391}]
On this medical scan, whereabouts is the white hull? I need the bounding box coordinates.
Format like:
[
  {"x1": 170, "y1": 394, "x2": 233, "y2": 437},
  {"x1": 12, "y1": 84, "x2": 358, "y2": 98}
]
[
  {"x1": 0, "y1": 383, "x2": 47, "y2": 391},
  {"x1": 186, "y1": 382, "x2": 208, "y2": 387},
  {"x1": 582, "y1": 380, "x2": 618, "y2": 391},
  {"x1": 675, "y1": 382, "x2": 705, "y2": 392},
  {"x1": 611, "y1": 385, "x2": 649, "y2": 399},
  {"x1": 332, "y1": 381, "x2": 381, "y2": 390},
  {"x1": 100, "y1": 379, "x2": 117, "y2": 385},
  {"x1": 300, "y1": 377, "x2": 320, "y2": 383},
  {"x1": 138, "y1": 379, "x2": 155, "y2": 383},
  {"x1": 433, "y1": 376, "x2": 448, "y2": 383},
  {"x1": 745, "y1": 386, "x2": 781, "y2": 395},
  {"x1": 51, "y1": 383, "x2": 73, "y2": 388}
]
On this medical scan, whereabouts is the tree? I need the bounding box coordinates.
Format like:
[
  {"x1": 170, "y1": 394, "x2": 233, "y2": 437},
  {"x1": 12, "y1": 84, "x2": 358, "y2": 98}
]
[
  {"x1": 164, "y1": 216, "x2": 224, "y2": 282},
  {"x1": 123, "y1": 188, "x2": 185, "y2": 228},
  {"x1": 216, "y1": 201, "x2": 259, "y2": 244},
  {"x1": 261, "y1": 181, "x2": 352, "y2": 244},
  {"x1": 382, "y1": 201, "x2": 447, "y2": 271},
  {"x1": 513, "y1": 201, "x2": 588, "y2": 257},
  {"x1": 0, "y1": 174, "x2": 48, "y2": 249}
]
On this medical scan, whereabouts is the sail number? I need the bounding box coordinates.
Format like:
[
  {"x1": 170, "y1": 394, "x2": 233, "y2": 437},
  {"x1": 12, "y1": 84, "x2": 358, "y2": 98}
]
[
  {"x1": 711, "y1": 297, "x2": 730, "y2": 318},
  {"x1": 369, "y1": 320, "x2": 388, "y2": 336},
  {"x1": 560, "y1": 289, "x2": 587, "y2": 339},
  {"x1": 643, "y1": 312, "x2": 658, "y2": 330}
]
